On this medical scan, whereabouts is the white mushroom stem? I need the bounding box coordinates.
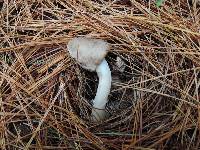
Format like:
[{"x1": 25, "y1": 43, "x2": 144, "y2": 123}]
[{"x1": 91, "y1": 59, "x2": 111, "y2": 121}]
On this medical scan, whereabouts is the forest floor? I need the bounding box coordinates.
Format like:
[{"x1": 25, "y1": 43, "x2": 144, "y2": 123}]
[{"x1": 0, "y1": 0, "x2": 200, "y2": 149}]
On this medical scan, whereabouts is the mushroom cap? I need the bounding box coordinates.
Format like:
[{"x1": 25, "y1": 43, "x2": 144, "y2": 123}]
[{"x1": 67, "y1": 37, "x2": 110, "y2": 71}]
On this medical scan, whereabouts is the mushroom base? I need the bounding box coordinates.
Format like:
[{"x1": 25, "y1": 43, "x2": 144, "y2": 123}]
[{"x1": 91, "y1": 108, "x2": 108, "y2": 122}]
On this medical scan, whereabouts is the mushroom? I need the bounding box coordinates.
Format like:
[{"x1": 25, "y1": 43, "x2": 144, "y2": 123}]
[{"x1": 67, "y1": 37, "x2": 111, "y2": 122}]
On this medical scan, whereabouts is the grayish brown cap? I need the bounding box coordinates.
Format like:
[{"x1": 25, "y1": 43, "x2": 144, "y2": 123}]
[{"x1": 67, "y1": 37, "x2": 110, "y2": 71}]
